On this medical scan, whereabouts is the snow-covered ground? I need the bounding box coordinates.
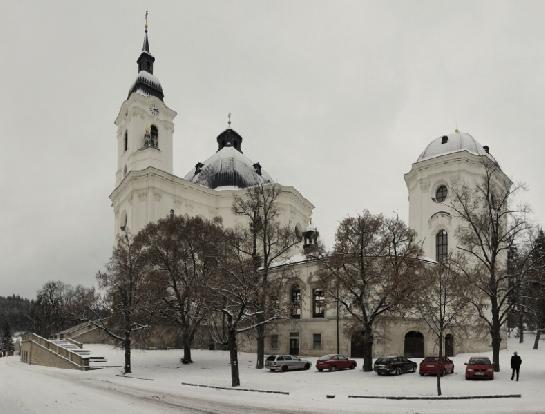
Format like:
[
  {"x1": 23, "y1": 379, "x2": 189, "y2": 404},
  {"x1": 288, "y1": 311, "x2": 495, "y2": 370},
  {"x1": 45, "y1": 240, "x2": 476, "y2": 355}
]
[{"x1": 1, "y1": 334, "x2": 543, "y2": 413}]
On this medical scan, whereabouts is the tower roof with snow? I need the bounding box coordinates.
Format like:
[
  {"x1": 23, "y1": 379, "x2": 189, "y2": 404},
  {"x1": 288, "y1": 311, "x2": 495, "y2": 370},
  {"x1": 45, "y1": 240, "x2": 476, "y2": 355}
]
[
  {"x1": 127, "y1": 19, "x2": 164, "y2": 101},
  {"x1": 184, "y1": 128, "x2": 273, "y2": 190},
  {"x1": 417, "y1": 131, "x2": 496, "y2": 163}
]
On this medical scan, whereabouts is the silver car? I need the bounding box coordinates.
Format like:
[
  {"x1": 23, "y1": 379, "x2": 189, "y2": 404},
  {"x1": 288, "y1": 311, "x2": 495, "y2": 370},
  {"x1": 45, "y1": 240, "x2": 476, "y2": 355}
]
[{"x1": 265, "y1": 355, "x2": 311, "y2": 372}]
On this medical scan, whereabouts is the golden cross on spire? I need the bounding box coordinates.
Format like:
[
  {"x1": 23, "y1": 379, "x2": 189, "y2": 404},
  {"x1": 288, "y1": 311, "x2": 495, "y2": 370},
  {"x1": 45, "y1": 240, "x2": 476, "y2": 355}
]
[
  {"x1": 228, "y1": 112, "x2": 232, "y2": 128},
  {"x1": 145, "y1": 10, "x2": 149, "y2": 33}
]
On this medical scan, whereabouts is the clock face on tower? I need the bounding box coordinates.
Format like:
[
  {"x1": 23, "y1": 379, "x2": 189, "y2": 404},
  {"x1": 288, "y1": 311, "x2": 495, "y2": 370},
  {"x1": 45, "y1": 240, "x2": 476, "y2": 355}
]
[{"x1": 149, "y1": 105, "x2": 159, "y2": 117}]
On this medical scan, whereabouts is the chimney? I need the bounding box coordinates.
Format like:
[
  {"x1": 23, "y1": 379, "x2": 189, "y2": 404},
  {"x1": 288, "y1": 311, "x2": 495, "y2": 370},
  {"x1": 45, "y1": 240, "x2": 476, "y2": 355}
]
[{"x1": 483, "y1": 145, "x2": 489, "y2": 154}]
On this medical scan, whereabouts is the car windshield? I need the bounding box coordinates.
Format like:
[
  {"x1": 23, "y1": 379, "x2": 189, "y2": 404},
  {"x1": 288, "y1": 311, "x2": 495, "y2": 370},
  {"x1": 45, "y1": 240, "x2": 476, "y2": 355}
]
[
  {"x1": 469, "y1": 358, "x2": 491, "y2": 365},
  {"x1": 375, "y1": 358, "x2": 393, "y2": 363},
  {"x1": 266, "y1": 356, "x2": 275, "y2": 361},
  {"x1": 423, "y1": 357, "x2": 440, "y2": 362},
  {"x1": 318, "y1": 355, "x2": 335, "y2": 361}
]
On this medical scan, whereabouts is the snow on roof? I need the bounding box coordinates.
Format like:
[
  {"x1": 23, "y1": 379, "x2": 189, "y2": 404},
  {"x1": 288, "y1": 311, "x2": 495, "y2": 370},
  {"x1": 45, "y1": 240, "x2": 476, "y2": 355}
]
[
  {"x1": 417, "y1": 131, "x2": 496, "y2": 163},
  {"x1": 185, "y1": 146, "x2": 273, "y2": 190}
]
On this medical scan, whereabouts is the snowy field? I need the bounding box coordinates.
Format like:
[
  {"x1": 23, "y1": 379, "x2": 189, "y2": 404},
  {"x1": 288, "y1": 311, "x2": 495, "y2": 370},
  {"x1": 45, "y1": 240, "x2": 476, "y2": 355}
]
[{"x1": 1, "y1": 335, "x2": 543, "y2": 414}]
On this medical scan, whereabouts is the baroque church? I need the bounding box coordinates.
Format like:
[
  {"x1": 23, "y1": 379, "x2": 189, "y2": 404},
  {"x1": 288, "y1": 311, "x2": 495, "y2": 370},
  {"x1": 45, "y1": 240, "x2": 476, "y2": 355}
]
[{"x1": 110, "y1": 25, "x2": 511, "y2": 358}]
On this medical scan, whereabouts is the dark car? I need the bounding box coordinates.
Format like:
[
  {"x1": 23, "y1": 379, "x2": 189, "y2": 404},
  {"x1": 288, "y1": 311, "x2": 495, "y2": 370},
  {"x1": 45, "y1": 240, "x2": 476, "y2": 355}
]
[
  {"x1": 465, "y1": 357, "x2": 494, "y2": 380},
  {"x1": 419, "y1": 357, "x2": 454, "y2": 376},
  {"x1": 316, "y1": 354, "x2": 357, "y2": 371},
  {"x1": 373, "y1": 356, "x2": 417, "y2": 375},
  {"x1": 265, "y1": 355, "x2": 311, "y2": 372}
]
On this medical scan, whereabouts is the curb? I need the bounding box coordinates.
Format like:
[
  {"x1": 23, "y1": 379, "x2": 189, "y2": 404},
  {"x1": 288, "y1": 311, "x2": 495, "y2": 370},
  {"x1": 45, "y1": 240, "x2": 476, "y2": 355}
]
[
  {"x1": 181, "y1": 382, "x2": 289, "y2": 395},
  {"x1": 347, "y1": 394, "x2": 522, "y2": 400}
]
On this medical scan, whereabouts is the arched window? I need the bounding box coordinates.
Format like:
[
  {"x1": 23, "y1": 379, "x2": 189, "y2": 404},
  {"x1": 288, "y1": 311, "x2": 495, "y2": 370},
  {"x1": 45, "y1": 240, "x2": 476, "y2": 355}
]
[
  {"x1": 124, "y1": 131, "x2": 128, "y2": 151},
  {"x1": 150, "y1": 125, "x2": 158, "y2": 148},
  {"x1": 312, "y1": 288, "x2": 325, "y2": 318},
  {"x1": 290, "y1": 285, "x2": 301, "y2": 319},
  {"x1": 435, "y1": 185, "x2": 448, "y2": 202},
  {"x1": 436, "y1": 230, "x2": 448, "y2": 262}
]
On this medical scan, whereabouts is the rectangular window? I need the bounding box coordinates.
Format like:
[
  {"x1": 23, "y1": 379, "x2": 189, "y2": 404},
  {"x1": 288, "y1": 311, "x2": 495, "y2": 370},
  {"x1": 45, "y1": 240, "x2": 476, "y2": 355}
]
[
  {"x1": 313, "y1": 333, "x2": 322, "y2": 350},
  {"x1": 312, "y1": 288, "x2": 325, "y2": 318},
  {"x1": 291, "y1": 286, "x2": 301, "y2": 319},
  {"x1": 270, "y1": 334, "x2": 279, "y2": 350}
]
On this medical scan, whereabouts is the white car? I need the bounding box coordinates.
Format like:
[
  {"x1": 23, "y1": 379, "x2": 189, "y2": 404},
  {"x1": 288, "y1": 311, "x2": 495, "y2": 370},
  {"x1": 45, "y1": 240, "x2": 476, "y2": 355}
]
[{"x1": 265, "y1": 355, "x2": 311, "y2": 372}]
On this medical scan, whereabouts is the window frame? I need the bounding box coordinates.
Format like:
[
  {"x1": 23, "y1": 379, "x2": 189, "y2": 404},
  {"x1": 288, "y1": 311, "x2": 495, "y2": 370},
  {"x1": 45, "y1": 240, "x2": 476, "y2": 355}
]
[
  {"x1": 312, "y1": 288, "x2": 325, "y2": 318},
  {"x1": 436, "y1": 229, "x2": 448, "y2": 262}
]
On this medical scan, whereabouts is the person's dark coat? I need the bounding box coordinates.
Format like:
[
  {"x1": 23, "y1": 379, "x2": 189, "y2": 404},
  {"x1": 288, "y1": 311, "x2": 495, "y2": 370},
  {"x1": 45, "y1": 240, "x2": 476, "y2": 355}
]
[{"x1": 511, "y1": 355, "x2": 522, "y2": 369}]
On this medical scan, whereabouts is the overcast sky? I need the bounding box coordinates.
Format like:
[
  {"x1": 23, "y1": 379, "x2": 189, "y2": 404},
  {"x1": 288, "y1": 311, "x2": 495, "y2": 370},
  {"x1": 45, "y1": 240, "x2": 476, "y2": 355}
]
[{"x1": 1, "y1": 0, "x2": 544, "y2": 298}]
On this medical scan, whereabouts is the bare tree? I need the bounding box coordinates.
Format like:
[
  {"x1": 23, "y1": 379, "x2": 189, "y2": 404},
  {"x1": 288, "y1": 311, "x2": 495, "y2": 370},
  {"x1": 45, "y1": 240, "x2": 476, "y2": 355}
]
[
  {"x1": 317, "y1": 211, "x2": 423, "y2": 371},
  {"x1": 232, "y1": 183, "x2": 301, "y2": 369},
  {"x1": 31, "y1": 281, "x2": 70, "y2": 338},
  {"x1": 449, "y1": 159, "x2": 530, "y2": 371},
  {"x1": 208, "y1": 230, "x2": 280, "y2": 387},
  {"x1": 413, "y1": 257, "x2": 473, "y2": 396},
  {"x1": 137, "y1": 213, "x2": 226, "y2": 364},
  {"x1": 94, "y1": 233, "x2": 155, "y2": 374}
]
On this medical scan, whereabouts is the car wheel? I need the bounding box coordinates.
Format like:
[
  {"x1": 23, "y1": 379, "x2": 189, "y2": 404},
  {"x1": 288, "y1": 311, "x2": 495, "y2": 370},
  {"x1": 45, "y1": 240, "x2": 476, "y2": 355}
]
[
  {"x1": 350, "y1": 363, "x2": 356, "y2": 370},
  {"x1": 304, "y1": 363, "x2": 311, "y2": 370},
  {"x1": 411, "y1": 366, "x2": 416, "y2": 373},
  {"x1": 281, "y1": 365, "x2": 288, "y2": 372},
  {"x1": 419, "y1": 372, "x2": 424, "y2": 376},
  {"x1": 396, "y1": 368, "x2": 402, "y2": 376},
  {"x1": 440, "y1": 369, "x2": 446, "y2": 377},
  {"x1": 330, "y1": 365, "x2": 336, "y2": 372},
  {"x1": 318, "y1": 368, "x2": 323, "y2": 372}
]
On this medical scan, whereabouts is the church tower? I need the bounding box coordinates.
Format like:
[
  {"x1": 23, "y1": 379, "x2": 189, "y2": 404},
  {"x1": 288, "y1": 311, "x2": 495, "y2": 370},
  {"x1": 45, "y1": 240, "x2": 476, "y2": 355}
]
[{"x1": 114, "y1": 14, "x2": 177, "y2": 186}]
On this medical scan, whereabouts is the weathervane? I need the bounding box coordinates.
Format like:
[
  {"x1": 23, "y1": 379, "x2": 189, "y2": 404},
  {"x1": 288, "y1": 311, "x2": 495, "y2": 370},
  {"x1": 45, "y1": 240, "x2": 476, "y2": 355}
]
[
  {"x1": 228, "y1": 112, "x2": 232, "y2": 128},
  {"x1": 145, "y1": 10, "x2": 149, "y2": 33}
]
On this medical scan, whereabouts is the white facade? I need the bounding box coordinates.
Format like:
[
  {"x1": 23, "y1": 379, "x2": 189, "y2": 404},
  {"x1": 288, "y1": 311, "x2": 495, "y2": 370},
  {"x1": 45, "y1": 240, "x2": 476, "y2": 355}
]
[
  {"x1": 109, "y1": 31, "x2": 511, "y2": 358},
  {"x1": 404, "y1": 131, "x2": 512, "y2": 262}
]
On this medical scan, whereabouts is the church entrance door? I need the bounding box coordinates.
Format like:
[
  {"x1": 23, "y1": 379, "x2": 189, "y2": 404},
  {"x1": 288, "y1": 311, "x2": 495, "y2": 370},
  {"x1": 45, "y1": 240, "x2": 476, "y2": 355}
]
[
  {"x1": 350, "y1": 331, "x2": 365, "y2": 358},
  {"x1": 404, "y1": 331, "x2": 424, "y2": 358},
  {"x1": 445, "y1": 334, "x2": 454, "y2": 357}
]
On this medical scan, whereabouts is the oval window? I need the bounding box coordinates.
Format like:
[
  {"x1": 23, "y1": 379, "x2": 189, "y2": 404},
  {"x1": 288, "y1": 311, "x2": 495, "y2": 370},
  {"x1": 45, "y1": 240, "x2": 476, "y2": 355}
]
[{"x1": 435, "y1": 185, "x2": 448, "y2": 203}]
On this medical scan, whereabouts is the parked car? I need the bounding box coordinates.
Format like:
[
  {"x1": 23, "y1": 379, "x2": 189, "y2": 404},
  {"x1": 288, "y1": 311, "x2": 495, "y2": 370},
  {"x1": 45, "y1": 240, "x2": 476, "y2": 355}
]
[
  {"x1": 465, "y1": 357, "x2": 494, "y2": 380},
  {"x1": 316, "y1": 354, "x2": 357, "y2": 371},
  {"x1": 419, "y1": 357, "x2": 454, "y2": 376},
  {"x1": 374, "y1": 356, "x2": 417, "y2": 375},
  {"x1": 265, "y1": 355, "x2": 311, "y2": 372}
]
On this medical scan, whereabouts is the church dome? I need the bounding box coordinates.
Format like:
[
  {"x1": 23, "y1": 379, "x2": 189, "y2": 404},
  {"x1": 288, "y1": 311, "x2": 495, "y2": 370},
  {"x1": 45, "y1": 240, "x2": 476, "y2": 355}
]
[
  {"x1": 128, "y1": 70, "x2": 164, "y2": 100},
  {"x1": 185, "y1": 128, "x2": 273, "y2": 190},
  {"x1": 417, "y1": 131, "x2": 495, "y2": 163}
]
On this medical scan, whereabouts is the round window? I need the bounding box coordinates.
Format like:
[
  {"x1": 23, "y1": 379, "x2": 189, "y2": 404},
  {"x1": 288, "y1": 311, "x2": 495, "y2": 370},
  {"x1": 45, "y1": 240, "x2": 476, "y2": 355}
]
[{"x1": 435, "y1": 185, "x2": 448, "y2": 202}]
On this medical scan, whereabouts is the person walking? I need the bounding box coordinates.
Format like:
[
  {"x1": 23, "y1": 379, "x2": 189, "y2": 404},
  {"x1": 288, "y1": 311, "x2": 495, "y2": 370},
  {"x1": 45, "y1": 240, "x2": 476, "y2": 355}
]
[{"x1": 511, "y1": 351, "x2": 522, "y2": 381}]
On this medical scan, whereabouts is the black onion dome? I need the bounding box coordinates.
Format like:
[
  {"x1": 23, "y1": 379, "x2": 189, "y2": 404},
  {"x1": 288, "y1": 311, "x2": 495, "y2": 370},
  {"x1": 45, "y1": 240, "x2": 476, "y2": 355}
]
[
  {"x1": 185, "y1": 129, "x2": 273, "y2": 190},
  {"x1": 217, "y1": 128, "x2": 243, "y2": 152},
  {"x1": 128, "y1": 70, "x2": 164, "y2": 100},
  {"x1": 127, "y1": 29, "x2": 164, "y2": 100}
]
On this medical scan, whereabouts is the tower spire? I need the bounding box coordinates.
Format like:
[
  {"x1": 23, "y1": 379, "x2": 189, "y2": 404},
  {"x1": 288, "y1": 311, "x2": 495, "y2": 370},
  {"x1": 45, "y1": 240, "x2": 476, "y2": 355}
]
[
  {"x1": 128, "y1": 12, "x2": 164, "y2": 100},
  {"x1": 142, "y1": 11, "x2": 150, "y2": 53}
]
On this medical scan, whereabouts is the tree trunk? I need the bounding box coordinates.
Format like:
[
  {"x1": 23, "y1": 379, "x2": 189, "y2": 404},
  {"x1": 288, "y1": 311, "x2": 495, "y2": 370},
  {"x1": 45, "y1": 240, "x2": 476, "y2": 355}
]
[
  {"x1": 436, "y1": 332, "x2": 443, "y2": 396},
  {"x1": 255, "y1": 316, "x2": 265, "y2": 369},
  {"x1": 533, "y1": 329, "x2": 541, "y2": 350},
  {"x1": 228, "y1": 327, "x2": 240, "y2": 387},
  {"x1": 491, "y1": 299, "x2": 501, "y2": 372},
  {"x1": 362, "y1": 328, "x2": 374, "y2": 372},
  {"x1": 182, "y1": 341, "x2": 192, "y2": 364},
  {"x1": 491, "y1": 325, "x2": 501, "y2": 372},
  {"x1": 518, "y1": 311, "x2": 524, "y2": 343},
  {"x1": 124, "y1": 333, "x2": 131, "y2": 374}
]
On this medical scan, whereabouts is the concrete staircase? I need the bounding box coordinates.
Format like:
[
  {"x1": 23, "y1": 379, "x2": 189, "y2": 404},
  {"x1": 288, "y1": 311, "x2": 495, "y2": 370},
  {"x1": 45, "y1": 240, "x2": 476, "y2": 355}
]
[{"x1": 20, "y1": 334, "x2": 107, "y2": 370}]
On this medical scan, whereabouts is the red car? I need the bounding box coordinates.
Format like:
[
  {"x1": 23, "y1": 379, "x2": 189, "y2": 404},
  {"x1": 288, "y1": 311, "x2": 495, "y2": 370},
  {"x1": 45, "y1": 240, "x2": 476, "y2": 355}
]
[
  {"x1": 316, "y1": 354, "x2": 357, "y2": 371},
  {"x1": 419, "y1": 357, "x2": 454, "y2": 376},
  {"x1": 465, "y1": 357, "x2": 494, "y2": 380}
]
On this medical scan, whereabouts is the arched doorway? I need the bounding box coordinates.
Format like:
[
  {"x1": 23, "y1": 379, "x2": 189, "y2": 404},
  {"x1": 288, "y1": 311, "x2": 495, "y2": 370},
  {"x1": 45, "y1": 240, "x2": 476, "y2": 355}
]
[
  {"x1": 404, "y1": 331, "x2": 424, "y2": 357},
  {"x1": 350, "y1": 331, "x2": 365, "y2": 358},
  {"x1": 445, "y1": 334, "x2": 454, "y2": 357}
]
